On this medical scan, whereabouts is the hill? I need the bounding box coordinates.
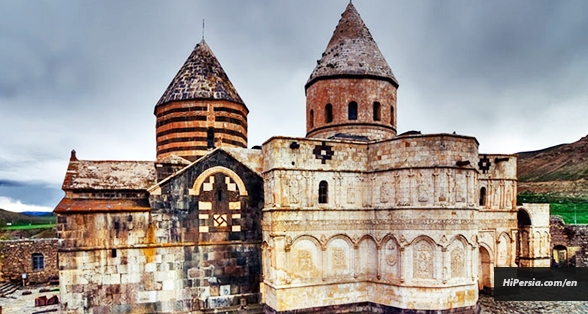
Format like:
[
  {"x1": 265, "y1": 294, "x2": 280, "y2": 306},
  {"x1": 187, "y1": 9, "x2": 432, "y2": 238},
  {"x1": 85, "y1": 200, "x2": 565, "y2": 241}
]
[
  {"x1": 517, "y1": 135, "x2": 588, "y2": 201},
  {"x1": 0, "y1": 208, "x2": 56, "y2": 226}
]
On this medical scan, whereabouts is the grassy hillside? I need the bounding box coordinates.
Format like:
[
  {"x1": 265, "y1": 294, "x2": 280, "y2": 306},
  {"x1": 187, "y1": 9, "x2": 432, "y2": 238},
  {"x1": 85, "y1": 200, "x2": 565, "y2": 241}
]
[
  {"x1": 0, "y1": 208, "x2": 56, "y2": 227},
  {"x1": 0, "y1": 208, "x2": 56, "y2": 239},
  {"x1": 518, "y1": 192, "x2": 588, "y2": 224},
  {"x1": 517, "y1": 135, "x2": 588, "y2": 183},
  {"x1": 517, "y1": 136, "x2": 588, "y2": 224}
]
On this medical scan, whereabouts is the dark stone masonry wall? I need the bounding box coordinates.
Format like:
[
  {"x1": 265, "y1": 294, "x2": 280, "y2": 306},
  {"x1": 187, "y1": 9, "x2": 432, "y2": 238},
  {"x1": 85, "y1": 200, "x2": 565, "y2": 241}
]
[
  {"x1": 550, "y1": 216, "x2": 588, "y2": 267},
  {"x1": 0, "y1": 238, "x2": 59, "y2": 284}
]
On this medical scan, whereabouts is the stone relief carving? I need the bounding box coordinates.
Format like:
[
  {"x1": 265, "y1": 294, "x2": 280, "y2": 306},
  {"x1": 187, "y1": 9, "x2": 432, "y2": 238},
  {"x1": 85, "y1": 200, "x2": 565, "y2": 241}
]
[
  {"x1": 440, "y1": 235, "x2": 448, "y2": 244},
  {"x1": 331, "y1": 247, "x2": 347, "y2": 269},
  {"x1": 320, "y1": 234, "x2": 328, "y2": 246},
  {"x1": 451, "y1": 247, "x2": 464, "y2": 278},
  {"x1": 399, "y1": 235, "x2": 408, "y2": 246},
  {"x1": 393, "y1": 174, "x2": 401, "y2": 206},
  {"x1": 386, "y1": 241, "x2": 397, "y2": 266},
  {"x1": 465, "y1": 172, "x2": 472, "y2": 205},
  {"x1": 432, "y1": 169, "x2": 439, "y2": 205},
  {"x1": 505, "y1": 184, "x2": 512, "y2": 209},
  {"x1": 347, "y1": 187, "x2": 355, "y2": 204},
  {"x1": 445, "y1": 170, "x2": 453, "y2": 204},
  {"x1": 285, "y1": 236, "x2": 292, "y2": 252},
  {"x1": 408, "y1": 169, "x2": 415, "y2": 205},
  {"x1": 297, "y1": 250, "x2": 312, "y2": 270},
  {"x1": 417, "y1": 173, "x2": 429, "y2": 203},
  {"x1": 266, "y1": 176, "x2": 275, "y2": 205},
  {"x1": 398, "y1": 174, "x2": 410, "y2": 206},
  {"x1": 455, "y1": 173, "x2": 464, "y2": 203},
  {"x1": 380, "y1": 182, "x2": 391, "y2": 203},
  {"x1": 413, "y1": 241, "x2": 433, "y2": 279},
  {"x1": 289, "y1": 179, "x2": 299, "y2": 204}
]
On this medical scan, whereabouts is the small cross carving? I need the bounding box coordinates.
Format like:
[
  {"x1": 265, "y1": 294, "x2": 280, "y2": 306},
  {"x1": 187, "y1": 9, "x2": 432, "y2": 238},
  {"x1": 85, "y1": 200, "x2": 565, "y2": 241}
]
[{"x1": 313, "y1": 141, "x2": 334, "y2": 164}]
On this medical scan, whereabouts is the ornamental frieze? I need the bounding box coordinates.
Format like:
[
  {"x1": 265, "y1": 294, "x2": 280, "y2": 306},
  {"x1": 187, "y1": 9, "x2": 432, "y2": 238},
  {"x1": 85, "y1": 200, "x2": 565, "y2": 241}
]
[{"x1": 263, "y1": 218, "x2": 478, "y2": 231}]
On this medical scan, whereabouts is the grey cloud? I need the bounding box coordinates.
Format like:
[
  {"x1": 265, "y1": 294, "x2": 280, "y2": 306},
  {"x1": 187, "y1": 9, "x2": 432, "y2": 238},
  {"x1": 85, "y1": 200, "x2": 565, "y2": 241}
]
[
  {"x1": 0, "y1": 0, "x2": 587, "y2": 210},
  {"x1": 0, "y1": 180, "x2": 23, "y2": 187}
]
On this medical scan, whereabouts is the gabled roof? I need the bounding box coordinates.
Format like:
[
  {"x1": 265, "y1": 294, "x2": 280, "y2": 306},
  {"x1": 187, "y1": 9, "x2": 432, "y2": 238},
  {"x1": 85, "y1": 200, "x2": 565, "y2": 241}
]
[
  {"x1": 148, "y1": 147, "x2": 262, "y2": 193},
  {"x1": 306, "y1": 2, "x2": 398, "y2": 89},
  {"x1": 156, "y1": 154, "x2": 192, "y2": 166},
  {"x1": 62, "y1": 160, "x2": 156, "y2": 191},
  {"x1": 54, "y1": 198, "x2": 150, "y2": 213},
  {"x1": 155, "y1": 39, "x2": 245, "y2": 107}
]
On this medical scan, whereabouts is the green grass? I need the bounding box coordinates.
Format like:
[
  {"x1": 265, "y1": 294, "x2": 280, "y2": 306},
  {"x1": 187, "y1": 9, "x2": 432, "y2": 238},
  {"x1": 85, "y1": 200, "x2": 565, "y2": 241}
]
[
  {"x1": 518, "y1": 193, "x2": 588, "y2": 224},
  {"x1": 3, "y1": 223, "x2": 55, "y2": 230},
  {"x1": 518, "y1": 192, "x2": 588, "y2": 204},
  {"x1": 550, "y1": 203, "x2": 588, "y2": 224}
]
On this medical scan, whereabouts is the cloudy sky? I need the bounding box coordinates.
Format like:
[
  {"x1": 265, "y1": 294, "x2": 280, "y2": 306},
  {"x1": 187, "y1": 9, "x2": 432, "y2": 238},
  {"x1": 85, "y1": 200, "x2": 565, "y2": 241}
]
[{"x1": 1, "y1": 0, "x2": 587, "y2": 212}]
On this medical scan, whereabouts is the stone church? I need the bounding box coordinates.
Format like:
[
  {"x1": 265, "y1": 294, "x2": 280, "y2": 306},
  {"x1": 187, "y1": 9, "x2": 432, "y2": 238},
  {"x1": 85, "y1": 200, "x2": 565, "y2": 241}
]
[{"x1": 54, "y1": 3, "x2": 550, "y2": 314}]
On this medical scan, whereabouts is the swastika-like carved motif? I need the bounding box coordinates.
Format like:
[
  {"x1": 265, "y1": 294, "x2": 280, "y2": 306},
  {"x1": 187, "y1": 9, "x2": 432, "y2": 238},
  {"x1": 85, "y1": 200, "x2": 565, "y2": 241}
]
[
  {"x1": 198, "y1": 173, "x2": 242, "y2": 233},
  {"x1": 313, "y1": 141, "x2": 334, "y2": 164},
  {"x1": 332, "y1": 248, "x2": 347, "y2": 269},
  {"x1": 413, "y1": 241, "x2": 433, "y2": 279},
  {"x1": 478, "y1": 155, "x2": 491, "y2": 174},
  {"x1": 451, "y1": 247, "x2": 464, "y2": 278},
  {"x1": 298, "y1": 250, "x2": 312, "y2": 270},
  {"x1": 213, "y1": 214, "x2": 227, "y2": 227}
]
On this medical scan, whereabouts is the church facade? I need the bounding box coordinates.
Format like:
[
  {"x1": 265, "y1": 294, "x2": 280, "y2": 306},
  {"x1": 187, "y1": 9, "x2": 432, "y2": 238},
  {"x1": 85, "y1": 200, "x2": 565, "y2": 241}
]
[{"x1": 55, "y1": 3, "x2": 549, "y2": 314}]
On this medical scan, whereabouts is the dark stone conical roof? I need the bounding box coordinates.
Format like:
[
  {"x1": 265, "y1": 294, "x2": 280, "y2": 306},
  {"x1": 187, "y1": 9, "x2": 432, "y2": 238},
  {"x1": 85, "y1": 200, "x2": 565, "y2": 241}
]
[
  {"x1": 156, "y1": 39, "x2": 244, "y2": 107},
  {"x1": 306, "y1": 2, "x2": 398, "y2": 89}
]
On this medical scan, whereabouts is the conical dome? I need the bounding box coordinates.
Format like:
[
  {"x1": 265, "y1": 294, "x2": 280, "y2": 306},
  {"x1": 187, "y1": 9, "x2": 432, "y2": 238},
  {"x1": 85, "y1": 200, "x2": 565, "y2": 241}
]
[
  {"x1": 306, "y1": 2, "x2": 398, "y2": 89},
  {"x1": 305, "y1": 2, "x2": 399, "y2": 141},
  {"x1": 156, "y1": 39, "x2": 244, "y2": 107},
  {"x1": 154, "y1": 39, "x2": 248, "y2": 162}
]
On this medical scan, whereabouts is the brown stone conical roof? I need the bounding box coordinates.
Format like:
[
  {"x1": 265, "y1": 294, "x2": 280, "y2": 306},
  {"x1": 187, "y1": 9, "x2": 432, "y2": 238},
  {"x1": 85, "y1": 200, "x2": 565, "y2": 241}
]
[
  {"x1": 306, "y1": 2, "x2": 398, "y2": 89},
  {"x1": 156, "y1": 39, "x2": 245, "y2": 107}
]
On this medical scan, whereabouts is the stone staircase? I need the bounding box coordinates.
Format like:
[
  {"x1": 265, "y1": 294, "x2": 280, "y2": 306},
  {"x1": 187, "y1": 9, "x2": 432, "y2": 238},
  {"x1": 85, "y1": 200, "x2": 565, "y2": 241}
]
[{"x1": 0, "y1": 282, "x2": 19, "y2": 297}]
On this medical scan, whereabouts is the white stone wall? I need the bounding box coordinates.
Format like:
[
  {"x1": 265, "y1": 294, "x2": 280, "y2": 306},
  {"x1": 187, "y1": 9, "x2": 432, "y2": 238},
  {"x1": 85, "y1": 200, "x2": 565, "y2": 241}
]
[
  {"x1": 59, "y1": 247, "x2": 188, "y2": 313},
  {"x1": 518, "y1": 204, "x2": 551, "y2": 267},
  {"x1": 261, "y1": 135, "x2": 489, "y2": 311}
]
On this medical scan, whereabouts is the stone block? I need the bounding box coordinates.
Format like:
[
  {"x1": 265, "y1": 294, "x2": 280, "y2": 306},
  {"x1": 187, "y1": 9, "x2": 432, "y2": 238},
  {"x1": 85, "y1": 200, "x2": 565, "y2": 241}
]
[
  {"x1": 188, "y1": 268, "x2": 203, "y2": 278},
  {"x1": 145, "y1": 263, "x2": 156, "y2": 272},
  {"x1": 209, "y1": 296, "x2": 231, "y2": 309},
  {"x1": 210, "y1": 285, "x2": 219, "y2": 297},
  {"x1": 220, "y1": 284, "x2": 231, "y2": 296}
]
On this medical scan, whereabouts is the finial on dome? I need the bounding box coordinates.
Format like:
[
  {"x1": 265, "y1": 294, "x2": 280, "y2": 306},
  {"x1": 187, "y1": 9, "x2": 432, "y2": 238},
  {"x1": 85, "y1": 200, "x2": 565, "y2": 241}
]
[{"x1": 202, "y1": 19, "x2": 205, "y2": 41}]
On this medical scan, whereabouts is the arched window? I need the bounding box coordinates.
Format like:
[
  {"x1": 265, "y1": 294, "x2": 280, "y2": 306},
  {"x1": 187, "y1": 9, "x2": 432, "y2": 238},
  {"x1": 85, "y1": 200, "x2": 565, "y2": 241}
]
[
  {"x1": 479, "y1": 187, "x2": 486, "y2": 206},
  {"x1": 325, "y1": 104, "x2": 333, "y2": 123},
  {"x1": 319, "y1": 180, "x2": 328, "y2": 204},
  {"x1": 207, "y1": 128, "x2": 215, "y2": 149},
  {"x1": 348, "y1": 101, "x2": 358, "y2": 120},
  {"x1": 373, "y1": 102, "x2": 381, "y2": 121},
  {"x1": 309, "y1": 109, "x2": 314, "y2": 128},
  {"x1": 32, "y1": 253, "x2": 44, "y2": 271},
  {"x1": 390, "y1": 106, "x2": 395, "y2": 125}
]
